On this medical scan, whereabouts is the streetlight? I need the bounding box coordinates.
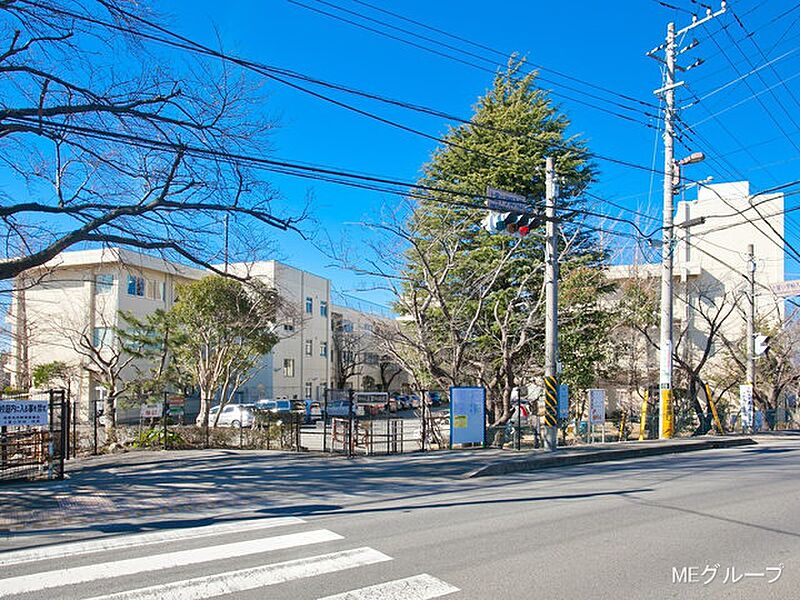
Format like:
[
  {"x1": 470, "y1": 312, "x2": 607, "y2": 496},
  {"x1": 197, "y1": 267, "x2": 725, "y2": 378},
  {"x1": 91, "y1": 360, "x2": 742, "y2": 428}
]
[{"x1": 659, "y1": 150, "x2": 705, "y2": 440}]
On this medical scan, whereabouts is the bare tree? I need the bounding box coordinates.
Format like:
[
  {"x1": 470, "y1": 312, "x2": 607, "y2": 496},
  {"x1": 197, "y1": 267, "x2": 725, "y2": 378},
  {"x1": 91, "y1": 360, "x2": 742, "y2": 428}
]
[
  {"x1": 0, "y1": 1, "x2": 303, "y2": 282},
  {"x1": 330, "y1": 311, "x2": 369, "y2": 389}
]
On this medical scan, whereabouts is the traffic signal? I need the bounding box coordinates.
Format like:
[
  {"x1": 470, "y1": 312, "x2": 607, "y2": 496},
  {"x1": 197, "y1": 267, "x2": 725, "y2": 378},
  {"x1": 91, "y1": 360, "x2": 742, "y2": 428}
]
[{"x1": 482, "y1": 211, "x2": 541, "y2": 237}]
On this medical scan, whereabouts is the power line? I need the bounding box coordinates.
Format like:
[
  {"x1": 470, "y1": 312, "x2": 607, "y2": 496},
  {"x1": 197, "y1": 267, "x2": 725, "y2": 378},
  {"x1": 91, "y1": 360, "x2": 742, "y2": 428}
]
[
  {"x1": 17, "y1": 0, "x2": 676, "y2": 184},
  {"x1": 341, "y1": 0, "x2": 662, "y2": 111},
  {"x1": 286, "y1": 0, "x2": 660, "y2": 125}
]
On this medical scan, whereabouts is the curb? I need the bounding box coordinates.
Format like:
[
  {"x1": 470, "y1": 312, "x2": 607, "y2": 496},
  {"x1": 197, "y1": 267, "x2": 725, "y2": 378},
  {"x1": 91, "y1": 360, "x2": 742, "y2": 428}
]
[{"x1": 465, "y1": 437, "x2": 757, "y2": 478}]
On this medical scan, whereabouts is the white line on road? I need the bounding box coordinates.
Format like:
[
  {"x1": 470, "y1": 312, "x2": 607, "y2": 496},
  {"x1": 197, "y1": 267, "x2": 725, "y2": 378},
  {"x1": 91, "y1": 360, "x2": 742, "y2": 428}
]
[
  {"x1": 81, "y1": 547, "x2": 393, "y2": 600},
  {"x1": 317, "y1": 573, "x2": 460, "y2": 600},
  {"x1": 0, "y1": 528, "x2": 341, "y2": 596},
  {"x1": 0, "y1": 516, "x2": 304, "y2": 567}
]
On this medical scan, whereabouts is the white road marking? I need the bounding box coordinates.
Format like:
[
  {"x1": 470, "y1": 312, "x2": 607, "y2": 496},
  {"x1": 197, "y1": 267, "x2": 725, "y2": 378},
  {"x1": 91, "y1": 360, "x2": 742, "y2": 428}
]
[
  {"x1": 317, "y1": 573, "x2": 460, "y2": 600},
  {"x1": 81, "y1": 547, "x2": 393, "y2": 600},
  {"x1": 0, "y1": 516, "x2": 304, "y2": 567},
  {"x1": 0, "y1": 528, "x2": 341, "y2": 596}
]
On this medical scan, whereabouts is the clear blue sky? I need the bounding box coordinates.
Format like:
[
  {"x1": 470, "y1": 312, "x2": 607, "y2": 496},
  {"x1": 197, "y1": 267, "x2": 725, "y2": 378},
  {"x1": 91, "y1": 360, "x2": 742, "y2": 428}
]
[{"x1": 164, "y1": 0, "x2": 800, "y2": 305}]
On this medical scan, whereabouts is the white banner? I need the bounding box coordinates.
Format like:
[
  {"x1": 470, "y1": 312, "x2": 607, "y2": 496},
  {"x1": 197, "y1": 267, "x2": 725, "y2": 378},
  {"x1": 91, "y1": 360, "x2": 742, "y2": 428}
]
[
  {"x1": 0, "y1": 400, "x2": 49, "y2": 427},
  {"x1": 740, "y1": 385, "x2": 754, "y2": 429}
]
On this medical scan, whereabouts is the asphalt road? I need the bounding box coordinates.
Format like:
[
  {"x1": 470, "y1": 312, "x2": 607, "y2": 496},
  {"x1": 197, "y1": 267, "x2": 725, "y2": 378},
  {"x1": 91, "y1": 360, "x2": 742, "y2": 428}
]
[{"x1": 2, "y1": 436, "x2": 800, "y2": 599}]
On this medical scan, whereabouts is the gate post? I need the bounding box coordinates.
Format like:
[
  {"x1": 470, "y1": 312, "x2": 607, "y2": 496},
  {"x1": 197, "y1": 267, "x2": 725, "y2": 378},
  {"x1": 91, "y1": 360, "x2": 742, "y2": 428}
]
[
  {"x1": 163, "y1": 392, "x2": 168, "y2": 451},
  {"x1": 348, "y1": 388, "x2": 355, "y2": 458},
  {"x1": 322, "y1": 388, "x2": 328, "y2": 453},
  {"x1": 59, "y1": 391, "x2": 66, "y2": 478}
]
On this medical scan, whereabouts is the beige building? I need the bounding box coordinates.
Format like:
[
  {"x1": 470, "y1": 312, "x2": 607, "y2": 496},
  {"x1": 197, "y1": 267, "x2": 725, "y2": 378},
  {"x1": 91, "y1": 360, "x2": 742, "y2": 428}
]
[
  {"x1": 6, "y1": 248, "x2": 404, "y2": 418},
  {"x1": 330, "y1": 303, "x2": 408, "y2": 393},
  {"x1": 604, "y1": 181, "x2": 786, "y2": 409},
  {"x1": 6, "y1": 247, "x2": 206, "y2": 417}
]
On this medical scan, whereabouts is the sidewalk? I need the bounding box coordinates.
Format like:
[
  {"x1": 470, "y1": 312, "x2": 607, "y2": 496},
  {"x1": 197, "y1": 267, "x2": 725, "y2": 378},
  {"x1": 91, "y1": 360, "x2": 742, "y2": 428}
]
[{"x1": 0, "y1": 435, "x2": 756, "y2": 538}]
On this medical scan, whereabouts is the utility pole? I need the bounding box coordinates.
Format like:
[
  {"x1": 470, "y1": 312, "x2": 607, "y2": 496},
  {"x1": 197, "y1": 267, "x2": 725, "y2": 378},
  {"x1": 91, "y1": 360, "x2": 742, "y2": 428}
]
[
  {"x1": 543, "y1": 156, "x2": 559, "y2": 452},
  {"x1": 747, "y1": 244, "x2": 756, "y2": 387},
  {"x1": 649, "y1": 2, "x2": 725, "y2": 440}
]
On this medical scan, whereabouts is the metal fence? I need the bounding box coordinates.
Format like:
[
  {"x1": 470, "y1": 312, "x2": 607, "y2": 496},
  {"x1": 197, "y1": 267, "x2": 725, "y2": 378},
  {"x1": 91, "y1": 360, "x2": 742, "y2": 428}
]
[
  {"x1": 0, "y1": 390, "x2": 68, "y2": 483},
  {"x1": 303, "y1": 389, "x2": 426, "y2": 456}
]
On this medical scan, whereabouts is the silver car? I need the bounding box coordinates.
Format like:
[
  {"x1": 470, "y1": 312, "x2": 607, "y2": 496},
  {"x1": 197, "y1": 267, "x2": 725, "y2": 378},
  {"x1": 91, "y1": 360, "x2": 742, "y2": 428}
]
[{"x1": 209, "y1": 403, "x2": 255, "y2": 428}]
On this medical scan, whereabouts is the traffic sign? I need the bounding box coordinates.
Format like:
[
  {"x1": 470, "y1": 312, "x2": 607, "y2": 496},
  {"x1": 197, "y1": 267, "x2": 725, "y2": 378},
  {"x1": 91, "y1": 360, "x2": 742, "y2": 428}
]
[{"x1": 486, "y1": 187, "x2": 529, "y2": 213}]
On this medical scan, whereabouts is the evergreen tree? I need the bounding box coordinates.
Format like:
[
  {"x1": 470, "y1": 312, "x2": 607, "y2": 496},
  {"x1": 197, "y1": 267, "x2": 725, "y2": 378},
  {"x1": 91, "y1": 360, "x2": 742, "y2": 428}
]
[{"x1": 393, "y1": 58, "x2": 611, "y2": 423}]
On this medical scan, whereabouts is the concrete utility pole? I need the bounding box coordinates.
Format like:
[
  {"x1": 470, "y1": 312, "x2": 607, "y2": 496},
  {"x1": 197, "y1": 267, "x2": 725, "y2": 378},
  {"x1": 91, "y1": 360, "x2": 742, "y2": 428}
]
[
  {"x1": 657, "y1": 21, "x2": 677, "y2": 440},
  {"x1": 543, "y1": 156, "x2": 559, "y2": 452},
  {"x1": 649, "y1": 2, "x2": 725, "y2": 440},
  {"x1": 747, "y1": 244, "x2": 756, "y2": 387}
]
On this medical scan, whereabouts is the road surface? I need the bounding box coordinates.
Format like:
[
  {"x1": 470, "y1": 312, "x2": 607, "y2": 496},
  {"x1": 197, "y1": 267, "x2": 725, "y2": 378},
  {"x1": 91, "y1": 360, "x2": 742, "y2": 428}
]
[{"x1": 2, "y1": 435, "x2": 799, "y2": 599}]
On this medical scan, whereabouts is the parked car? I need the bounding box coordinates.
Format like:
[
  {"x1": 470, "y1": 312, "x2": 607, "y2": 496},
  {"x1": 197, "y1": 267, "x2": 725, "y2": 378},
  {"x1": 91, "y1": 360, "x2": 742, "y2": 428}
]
[
  {"x1": 209, "y1": 403, "x2": 255, "y2": 428},
  {"x1": 255, "y1": 399, "x2": 293, "y2": 414}
]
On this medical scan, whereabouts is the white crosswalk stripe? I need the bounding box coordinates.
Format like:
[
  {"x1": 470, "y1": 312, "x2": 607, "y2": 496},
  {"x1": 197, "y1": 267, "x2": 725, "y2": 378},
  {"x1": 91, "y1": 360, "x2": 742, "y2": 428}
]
[
  {"x1": 81, "y1": 547, "x2": 393, "y2": 600},
  {"x1": 0, "y1": 517, "x2": 461, "y2": 599},
  {"x1": 0, "y1": 528, "x2": 342, "y2": 596},
  {"x1": 317, "y1": 574, "x2": 460, "y2": 600},
  {"x1": 0, "y1": 516, "x2": 304, "y2": 567}
]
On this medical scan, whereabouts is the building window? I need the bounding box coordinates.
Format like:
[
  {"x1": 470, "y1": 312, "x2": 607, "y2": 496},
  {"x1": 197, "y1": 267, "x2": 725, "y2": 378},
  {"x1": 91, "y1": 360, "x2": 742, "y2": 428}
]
[
  {"x1": 127, "y1": 274, "x2": 145, "y2": 297},
  {"x1": 364, "y1": 352, "x2": 379, "y2": 365},
  {"x1": 320, "y1": 300, "x2": 328, "y2": 317},
  {"x1": 305, "y1": 339, "x2": 313, "y2": 356},
  {"x1": 95, "y1": 274, "x2": 114, "y2": 294},
  {"x1": 342, "y1": 320, "x2": 353, "y2": 333},
  {"x1": 320, "y1": 341, "x2": 328, "y2": 357},
  {"x1": 145, "y1": 279, "x2": 163, "y2": 301},
  {"x1": 283, "y1": 358, "x2": 295, "y2": 378},
  {"x1": 304, "y1": 382, "x2": 312, "y2": 399},
  {"x1": 305, "y1": 297, "x2": 313, "y2": 314},
  {"x1": 92, "y1": 327, "x2": 113, "y2": 349},
  {"x1": 363, "y1": 322, "x2": 373, "y2": 332},
  {"x1": 283, "y1": 323, "x2": 295, "y2": 332}
]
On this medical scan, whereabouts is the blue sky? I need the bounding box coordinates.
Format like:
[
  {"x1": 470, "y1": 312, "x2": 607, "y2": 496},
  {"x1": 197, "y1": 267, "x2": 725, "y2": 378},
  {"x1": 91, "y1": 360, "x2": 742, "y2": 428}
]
[{"x1": 161, "y1": 1, "x2": 800, "y2": 304}]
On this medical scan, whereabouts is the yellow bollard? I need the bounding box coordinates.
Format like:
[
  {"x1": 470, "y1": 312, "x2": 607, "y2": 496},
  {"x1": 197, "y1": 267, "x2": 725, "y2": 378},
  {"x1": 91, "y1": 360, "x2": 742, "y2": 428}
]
[
  {"x1": 639, "y1": 390, "x2": 648, "y2": 441},
  {"x1": 660, "y1": 389, "x2": 674, "y2": 438}
]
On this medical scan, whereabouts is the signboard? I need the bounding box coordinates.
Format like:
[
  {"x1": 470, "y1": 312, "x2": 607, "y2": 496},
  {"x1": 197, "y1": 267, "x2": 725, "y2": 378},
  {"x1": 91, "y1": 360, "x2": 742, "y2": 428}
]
[
  {"x1": 140, "y1": 404, "x2": 163, "y2": 419},
  {"x1": 740, "y1": 384, "x2": 754, "y2": 430},
  {"x1": 168, "y1": 406, "x2": 184, "y2": 416},
  {"x1": 486, "y1": 187, "x2": 528, "y2": 213},
  {"x1": 0, "y1": 400, "x2": 49, "y2": 427},
  {"x1": 659, "y1": 340, "x2": 672, "y2": 388},
  {"x1": 450, "y1": 386, "x2": 485, "y2": 446},
  {"x1": 588, "y1": 389, "x2": 606, "y2": 424},
  {"x1": 557, "y1": 384, "x2": 569, "y2": 419},
  {"x1": 167, "y1": 395, "x2": 185, "y2": 407},
  {"x1": 770, "y1": 279, "x2": 800, "y2": 297}
]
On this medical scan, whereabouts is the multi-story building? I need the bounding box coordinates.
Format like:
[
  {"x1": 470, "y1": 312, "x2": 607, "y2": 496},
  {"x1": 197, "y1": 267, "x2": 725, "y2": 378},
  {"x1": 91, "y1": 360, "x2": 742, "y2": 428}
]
[
  {"x1": 604, "y1": 181, "x2": 786, "y2": 410},
  {"x1": 5, "y1": 248, "x2": 405, "y2": 418},
  {"x1": 6, "y1": 247, "x2": 206, "y2": 417}
]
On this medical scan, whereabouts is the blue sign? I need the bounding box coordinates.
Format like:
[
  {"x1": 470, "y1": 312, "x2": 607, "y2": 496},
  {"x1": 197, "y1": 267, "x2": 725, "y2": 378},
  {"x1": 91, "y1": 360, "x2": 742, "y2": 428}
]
[
  {"x1": 450, "y1": 386, "x2": 485, "y2": 446},
  {"x1": 557, "y1": 384, "x2": 569, "y2": 420}
]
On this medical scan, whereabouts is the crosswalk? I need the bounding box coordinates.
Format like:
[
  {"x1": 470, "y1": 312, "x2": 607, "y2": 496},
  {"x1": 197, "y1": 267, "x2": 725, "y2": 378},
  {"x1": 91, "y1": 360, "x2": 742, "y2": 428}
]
[{"x1": 0, "y1": 516, "x2": 459, "y2": 600}]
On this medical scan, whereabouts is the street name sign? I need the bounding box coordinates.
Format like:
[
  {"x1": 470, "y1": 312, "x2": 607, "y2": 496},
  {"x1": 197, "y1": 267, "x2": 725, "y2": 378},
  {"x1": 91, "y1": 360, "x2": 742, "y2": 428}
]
[{"x1": 486, "y1": 187, "x2": 528, "y2": 213}]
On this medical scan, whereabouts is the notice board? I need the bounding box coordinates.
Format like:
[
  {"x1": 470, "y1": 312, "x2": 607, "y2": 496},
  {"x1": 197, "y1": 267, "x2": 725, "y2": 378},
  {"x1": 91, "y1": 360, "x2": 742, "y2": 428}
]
[{"x1": 450, "y1": 386, "x2": 486, "y2": 446}]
